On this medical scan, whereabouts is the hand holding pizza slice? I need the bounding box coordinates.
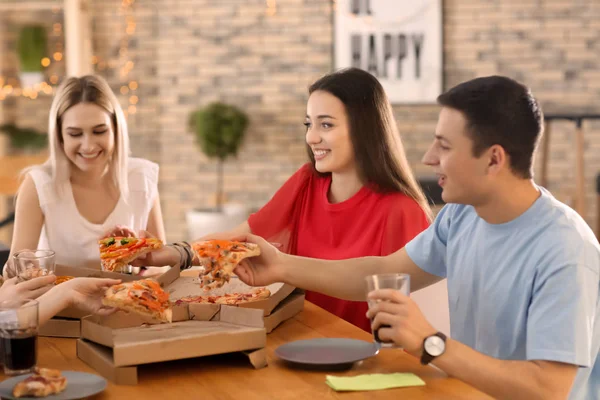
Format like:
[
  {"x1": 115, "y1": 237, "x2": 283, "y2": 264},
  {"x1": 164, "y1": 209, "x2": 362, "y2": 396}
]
[
  {"x1": 192, "y1": 240, "x2": 261, "y2": 290},
  {"x1": 98, "y1": 236, "x2": 163, "y2": 272}
]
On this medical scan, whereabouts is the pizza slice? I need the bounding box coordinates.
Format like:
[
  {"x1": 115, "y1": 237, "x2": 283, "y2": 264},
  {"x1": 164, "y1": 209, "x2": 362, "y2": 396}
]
[
  {"x1": 13, "y1": 367, "x2": 67, "y2": 398},
  {"x1": 98, "y1": 236, "x2": 163, "y2": 272},
  {"x1": 102, "y1": 279, "x2": 172, "y2": 323},
  {"x1": 192, "y1": 240, "x2": 261, "y2": 290},
  {"x1": 55, "y1": 276, "x2": 75, "y2": 285},
  {"x1": 174, "y1": 287, "x2": 271, "y2": 305}
]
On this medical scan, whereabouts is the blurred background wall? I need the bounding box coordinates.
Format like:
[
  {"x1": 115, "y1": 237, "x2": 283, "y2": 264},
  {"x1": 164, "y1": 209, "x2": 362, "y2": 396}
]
[{"x1": 0, "y1": 0, "x2": 598, "y2": 242}]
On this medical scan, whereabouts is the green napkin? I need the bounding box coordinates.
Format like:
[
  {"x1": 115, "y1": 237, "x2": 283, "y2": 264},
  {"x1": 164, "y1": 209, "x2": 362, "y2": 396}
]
[{"x1": 325, "y1": 373, "x2": 425, "y2": 391}]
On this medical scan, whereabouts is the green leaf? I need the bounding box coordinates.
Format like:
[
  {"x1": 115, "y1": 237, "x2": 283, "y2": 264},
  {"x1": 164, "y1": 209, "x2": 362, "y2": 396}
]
[
  {"x1": 17, "y1": 25, "x2": 47, "y2": 73},
  {"x1": 0, "y1": 124, "x2": 48, "y2": 151},
  {"x1": 189, "y1": 102, "x2": 249, "y2": 161}
]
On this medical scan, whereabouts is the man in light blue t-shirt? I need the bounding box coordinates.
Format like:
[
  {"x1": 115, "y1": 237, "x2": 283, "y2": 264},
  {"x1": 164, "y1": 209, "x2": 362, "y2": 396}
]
[{"x1": 232, "y1": 76, "x2": 600, "y2": 400}]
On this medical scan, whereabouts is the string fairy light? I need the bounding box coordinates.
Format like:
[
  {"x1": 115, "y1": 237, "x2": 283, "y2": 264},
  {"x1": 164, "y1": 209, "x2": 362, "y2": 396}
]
[
  {"x1": 0, "y1": 6, "x2": 65, "y2": 100},
  {"x1": 266, "y1": 0, "x2": 277, "y2": 16},
  {"x1": 1, "y1": 1, "x2": 137, "y2": 102}
]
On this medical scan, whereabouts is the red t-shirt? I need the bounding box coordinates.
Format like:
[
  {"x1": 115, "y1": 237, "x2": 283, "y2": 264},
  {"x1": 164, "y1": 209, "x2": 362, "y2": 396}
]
[{"x1": 248, "y1": 164, "x2": 429, "y2": 332}]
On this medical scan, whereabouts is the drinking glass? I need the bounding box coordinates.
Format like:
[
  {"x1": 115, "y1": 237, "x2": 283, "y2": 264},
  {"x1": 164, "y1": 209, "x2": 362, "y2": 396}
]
[
  {"x1": 365, "y1": 273, "x2": 410, "y2": 348},
  {"x1": 14, "y1": 250, "x2": 56, "y2": 282},
  {"x1": 0, "y1": 299, "x2": 39, "y2": 376}
]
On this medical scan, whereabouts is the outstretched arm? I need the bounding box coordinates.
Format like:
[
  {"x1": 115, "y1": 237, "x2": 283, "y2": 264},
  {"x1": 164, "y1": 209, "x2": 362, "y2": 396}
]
[{"x1": 235, "y1": 234, "x2": 441, "y2": 300}]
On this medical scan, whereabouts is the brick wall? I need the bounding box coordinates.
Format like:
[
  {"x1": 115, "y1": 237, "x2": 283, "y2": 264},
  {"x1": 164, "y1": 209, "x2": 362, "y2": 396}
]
[
  {"x1": 1, "y1": 0, "x2": 599, "y2": 242},
  {"x1": 147, "y1": 0, "x2": 600, "y2": 241}
]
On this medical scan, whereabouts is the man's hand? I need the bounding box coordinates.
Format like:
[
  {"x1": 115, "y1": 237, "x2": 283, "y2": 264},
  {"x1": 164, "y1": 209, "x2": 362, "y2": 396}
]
[
  {"x1": 0, "y1": 275, "x2": 55, "y2": 303},
  {"x1": 233, "y1": 234, "x2": 285, "y2": 287},
  {"x1": 366, "y1": 289, "x2": 437, "y2": 355},
  {"x1": 62, "y1": 277, "x2": 122, "y2": 316}
]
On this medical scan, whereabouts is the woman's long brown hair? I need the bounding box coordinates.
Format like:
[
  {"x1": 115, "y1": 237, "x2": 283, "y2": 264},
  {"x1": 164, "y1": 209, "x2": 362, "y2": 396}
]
[{"x1": 307, "y1": 68, "x2": 433, "y2": 221}]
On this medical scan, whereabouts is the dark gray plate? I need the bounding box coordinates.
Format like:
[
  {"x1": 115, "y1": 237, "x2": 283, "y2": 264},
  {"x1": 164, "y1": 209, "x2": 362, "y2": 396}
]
[
  {"x1": 275, "y1": 338, "x2": 379, "y2": 370},
  {"x1": 0, "y1": 371, "x2": 107, "y2": 400}
]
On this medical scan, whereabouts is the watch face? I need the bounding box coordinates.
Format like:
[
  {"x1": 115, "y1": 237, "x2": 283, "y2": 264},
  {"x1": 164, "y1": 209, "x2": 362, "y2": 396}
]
[{"x1": 424, "y1": 336, "x2": 445, "y2": 357}]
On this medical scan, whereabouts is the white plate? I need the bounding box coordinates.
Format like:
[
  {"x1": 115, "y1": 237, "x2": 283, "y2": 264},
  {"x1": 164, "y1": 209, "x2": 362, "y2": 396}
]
[{"x1": 0, "y1": 371, "x2": 107, "y2": 400}]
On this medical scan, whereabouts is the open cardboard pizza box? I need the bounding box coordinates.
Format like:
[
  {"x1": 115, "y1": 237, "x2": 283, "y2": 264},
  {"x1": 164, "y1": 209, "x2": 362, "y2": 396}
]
[
  {"x1": 169, "y1": 268, "x2": 305, "y2": 332},
  {"x1": 39, "y1": 264, "x2": 180, "y2": 338},
  {"x1": 77, "y1": 304, "x2": 269, "y2": 384},
  {"x1": 167, "y1": 272, "x2": 297, "y2": 316}
]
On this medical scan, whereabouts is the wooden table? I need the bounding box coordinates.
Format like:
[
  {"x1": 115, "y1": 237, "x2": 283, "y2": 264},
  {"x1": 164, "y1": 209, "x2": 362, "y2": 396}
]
[{"x1": 6, "y1": 302, "x2": 492, "y2": 399}]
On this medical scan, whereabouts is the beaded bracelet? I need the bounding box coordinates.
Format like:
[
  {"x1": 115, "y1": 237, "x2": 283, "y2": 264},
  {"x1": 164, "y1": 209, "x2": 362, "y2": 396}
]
[
  {"x1": 167, "y1": 243, "x2": 188, "y2": 270},
  {"x1": 171, "y1": 241, "x2": 194, "y2": 270}
]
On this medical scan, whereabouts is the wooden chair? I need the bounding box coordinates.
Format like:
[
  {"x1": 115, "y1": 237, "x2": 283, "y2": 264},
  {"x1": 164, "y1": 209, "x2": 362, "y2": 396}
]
[{"x1": 540, "y1": 114, "x2": 600, "y2": 218}]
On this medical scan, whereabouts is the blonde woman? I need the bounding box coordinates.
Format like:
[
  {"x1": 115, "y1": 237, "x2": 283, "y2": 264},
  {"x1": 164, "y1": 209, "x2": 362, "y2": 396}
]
[{"x1": 3, "y1": 75, "x2": 165, "y2": 276}]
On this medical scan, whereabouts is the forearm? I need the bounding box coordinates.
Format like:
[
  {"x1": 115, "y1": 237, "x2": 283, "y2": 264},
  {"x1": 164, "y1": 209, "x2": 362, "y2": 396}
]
[
  {"x1": 279, "y1": 253, "x2": 387, "y2": 301},
  {"x1": 431, "y1": 339, "x2": 574, "y2": 400},
  {"x1": 276, "y1": 247, "x2": 436, "y2": 301},
  {"x1": 36, "y1": 287, "x2": 71, "y2": 326}
]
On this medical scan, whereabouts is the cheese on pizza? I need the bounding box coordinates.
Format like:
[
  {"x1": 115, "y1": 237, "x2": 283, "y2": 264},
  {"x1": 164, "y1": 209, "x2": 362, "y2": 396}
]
[
  {"x1": 174, "y1": 287, "x2": 271, "y2": 305},
  {"x1": 54, "y1": 276, "x2": 75, "y2": 285},
  {"x1": 192, "y1": 240, "x2": 261, "y2": 290},
  {"x1": 13, "y1": 367, "x2": 67, "y2": 398},
  {"x1": 102, "y1": 279, "x2": 172, "y2": 323}
]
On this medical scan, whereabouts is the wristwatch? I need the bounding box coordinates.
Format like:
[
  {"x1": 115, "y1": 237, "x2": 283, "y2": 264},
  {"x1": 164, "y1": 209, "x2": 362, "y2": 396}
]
[{"x1": 420, "y1": 332, "x2": 447, "y2": 365}]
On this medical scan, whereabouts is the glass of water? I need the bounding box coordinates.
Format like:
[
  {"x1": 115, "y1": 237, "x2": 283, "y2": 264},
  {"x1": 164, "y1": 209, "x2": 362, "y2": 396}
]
[{"x1": 365, "y1": 273, "x2": 410, "y2": 348}]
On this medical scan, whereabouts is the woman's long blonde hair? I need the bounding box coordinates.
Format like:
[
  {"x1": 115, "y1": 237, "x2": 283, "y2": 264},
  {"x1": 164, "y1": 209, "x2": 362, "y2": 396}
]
[{"x1": 24, "y1": 75, "x2": 130, "y2": 198}]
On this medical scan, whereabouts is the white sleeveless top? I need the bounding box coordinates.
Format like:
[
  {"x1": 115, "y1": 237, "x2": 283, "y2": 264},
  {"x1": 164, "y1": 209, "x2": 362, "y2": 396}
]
[{"x1": 29, "y1": 158, "x2": 159, "y2": 270}]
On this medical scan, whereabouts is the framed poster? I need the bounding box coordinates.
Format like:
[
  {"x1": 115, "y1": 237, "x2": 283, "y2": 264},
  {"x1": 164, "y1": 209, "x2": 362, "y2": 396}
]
[{"x1": 334, "y1": 0, "x2": 443, "y2": 104}]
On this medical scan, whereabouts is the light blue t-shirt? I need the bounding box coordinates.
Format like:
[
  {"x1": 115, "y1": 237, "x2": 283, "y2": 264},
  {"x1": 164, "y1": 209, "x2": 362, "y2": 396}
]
[{"x1": 405, "y1": 188, "x2": 600, "y2": 400}]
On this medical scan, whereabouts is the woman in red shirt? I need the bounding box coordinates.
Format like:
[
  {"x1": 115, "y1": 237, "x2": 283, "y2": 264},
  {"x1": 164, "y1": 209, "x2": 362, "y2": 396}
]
[
  {"x1": 220, "y1": 68, "x2": 434, "y2": 331},
  {"x1": 132, "y1": 68, "x2": 448, "y2": 332}
]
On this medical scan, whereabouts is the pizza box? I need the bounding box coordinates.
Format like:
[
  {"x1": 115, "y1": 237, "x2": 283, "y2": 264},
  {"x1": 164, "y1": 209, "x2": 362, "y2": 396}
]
[
  {"x1": 76, "y1": 339, "x2": 142, "y2": 385},
  {"x1": 166, "y1": 275, "x2": 295, "y2": 316},
  {"x1": 53, "y1": 264, "x2": 180, "y2": 319},
  {"x1": 179, "y1": 291, "x2": 304, "y2": 334},
  {"x1": 38, "y1": 317, "x2": 81, "y2": 338},
  {"x1": 76, "y1": 339, "x2": 267, "y2": 385},
  {"x1": 263, "y1": 291, "x2": 304, "y2": 333},
  {"x1": 80, "y1": 305, "x2": 267, "y2": 367}
]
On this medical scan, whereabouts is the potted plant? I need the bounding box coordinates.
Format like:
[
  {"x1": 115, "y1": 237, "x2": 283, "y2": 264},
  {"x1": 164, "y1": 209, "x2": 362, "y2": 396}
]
[
  {"x1": 186, "y1": 102, "x2": 250, "y2": 238},
  {"x1": 17, "y1": 25, "x2": 47, "y2": 88},
  {"x1": 0, "y1": 124, "x2": 47, "y2": 153}
]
